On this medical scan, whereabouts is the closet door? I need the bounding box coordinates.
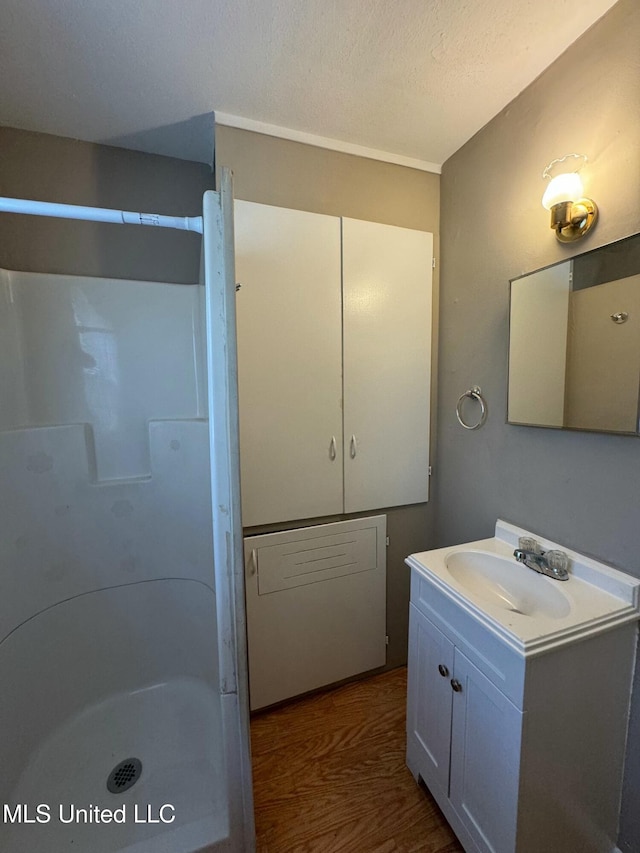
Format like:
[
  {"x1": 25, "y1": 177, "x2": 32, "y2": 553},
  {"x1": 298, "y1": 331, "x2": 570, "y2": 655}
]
[
  {"x1": 234, "y1": 201, "x2": 343, "y2": 527},
  {"x1": 342, "y1": 218, "x2": 432, "y2": 514}
]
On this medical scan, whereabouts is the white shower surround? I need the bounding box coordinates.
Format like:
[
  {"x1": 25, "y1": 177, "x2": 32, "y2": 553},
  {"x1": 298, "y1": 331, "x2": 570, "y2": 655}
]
[{"x1": 0, "y1": 183, "x2": 252, "y2": 851}]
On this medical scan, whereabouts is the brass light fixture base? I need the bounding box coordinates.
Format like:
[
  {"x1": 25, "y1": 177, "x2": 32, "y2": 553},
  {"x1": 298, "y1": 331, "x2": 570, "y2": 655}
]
[{"x1": 550, "y1": 198, "x2": 598, "y2": 243}]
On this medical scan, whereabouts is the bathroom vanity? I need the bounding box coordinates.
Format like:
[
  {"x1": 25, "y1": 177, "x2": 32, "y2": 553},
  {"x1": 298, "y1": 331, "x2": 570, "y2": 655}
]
[{"x1": 406, "y1": 520, "x2": 640, "y2": 853}]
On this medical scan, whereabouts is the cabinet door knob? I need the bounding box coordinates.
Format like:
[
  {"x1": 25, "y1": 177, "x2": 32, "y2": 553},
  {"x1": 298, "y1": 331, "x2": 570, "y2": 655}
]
[
  {"x1": 450, "y1": 679, "x2": 462, "y2": 693},
  {"x1": 329, "y1": 436, "x2": 337, "y2": 460},
  {"x1": 438, "y1": 664, "x2": 449, "y2": 677},
  {"x1": 350, "y1": 434, "x2": 357, "y2": 458}
]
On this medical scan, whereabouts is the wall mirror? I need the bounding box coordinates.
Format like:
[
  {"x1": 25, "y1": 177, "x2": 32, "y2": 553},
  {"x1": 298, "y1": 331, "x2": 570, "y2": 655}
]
[{"x1": 508, "y1": 231, "x2": 640, "y2": 435}]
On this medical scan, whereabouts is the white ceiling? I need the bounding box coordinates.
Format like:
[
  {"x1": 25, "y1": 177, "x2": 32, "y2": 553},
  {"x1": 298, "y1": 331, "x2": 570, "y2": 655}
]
[{"x1": 0, "y1": 0, "x2": 619, "y2": 170}]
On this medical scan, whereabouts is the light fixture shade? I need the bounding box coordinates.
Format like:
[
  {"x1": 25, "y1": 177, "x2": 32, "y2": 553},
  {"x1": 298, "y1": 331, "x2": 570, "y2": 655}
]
[{"x1": 542, "y1": 172, "x2": 584, "y2": 210}]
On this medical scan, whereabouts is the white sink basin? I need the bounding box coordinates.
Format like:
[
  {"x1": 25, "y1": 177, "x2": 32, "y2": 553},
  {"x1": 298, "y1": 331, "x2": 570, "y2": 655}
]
[
  {"x1": 445, "y1": 550, "x2": 571, "y2": 619},
  {"x1": 406, "y1": 521, "x2": 640, "y2": 655}
]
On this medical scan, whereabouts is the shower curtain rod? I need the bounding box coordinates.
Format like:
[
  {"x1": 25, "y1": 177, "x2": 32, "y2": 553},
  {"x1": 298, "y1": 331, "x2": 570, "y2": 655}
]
[{"x1": 0, "y1": 196, "x2": 204, "y2": 234}]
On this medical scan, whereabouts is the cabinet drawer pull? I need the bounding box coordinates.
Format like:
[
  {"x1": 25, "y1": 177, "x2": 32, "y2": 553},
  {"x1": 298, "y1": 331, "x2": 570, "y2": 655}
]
[
  {"x1": 438, "y1": 664, "x2": 449, "y2": 678},
  {"x1": 248, "y1": 549, "x2": 258, "y2": 576},
  {"x1": 450, "y1": 678, "x2": 462, "y2": 693},
  {"x1": 350, "y1": 434, "x2": 357, "y2": 459},
  {"x1": 329, "y1": 436, "x2": 337, "y2": 460}
]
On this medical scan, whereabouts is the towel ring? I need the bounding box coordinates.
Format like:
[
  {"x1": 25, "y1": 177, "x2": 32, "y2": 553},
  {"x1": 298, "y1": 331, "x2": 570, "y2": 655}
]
[{"x1": 456, "y1": 386, "x2": 487, "y2": 430}]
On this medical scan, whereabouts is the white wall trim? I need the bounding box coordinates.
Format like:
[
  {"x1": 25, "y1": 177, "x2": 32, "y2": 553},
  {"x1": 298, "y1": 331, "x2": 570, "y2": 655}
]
[{"x1": 214, "y1": 112, "x2": 442, "y2": 175}]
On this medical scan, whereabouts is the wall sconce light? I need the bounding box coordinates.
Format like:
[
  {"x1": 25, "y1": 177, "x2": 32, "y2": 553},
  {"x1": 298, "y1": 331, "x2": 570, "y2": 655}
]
[{"x1": 542, "y1": 154, "x2": 598, "y2": 243}]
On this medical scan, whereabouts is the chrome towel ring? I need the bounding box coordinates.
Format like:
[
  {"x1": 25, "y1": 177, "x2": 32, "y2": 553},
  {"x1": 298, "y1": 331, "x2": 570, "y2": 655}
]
[{"x1": 456, "y1": 386, "x2": 487, "y2": 430}]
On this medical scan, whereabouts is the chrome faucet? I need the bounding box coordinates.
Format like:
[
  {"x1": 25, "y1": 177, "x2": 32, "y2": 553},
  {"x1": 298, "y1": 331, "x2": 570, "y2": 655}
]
[{"x1": 513, "y1": 538, "x2": 570, "y2": 581}]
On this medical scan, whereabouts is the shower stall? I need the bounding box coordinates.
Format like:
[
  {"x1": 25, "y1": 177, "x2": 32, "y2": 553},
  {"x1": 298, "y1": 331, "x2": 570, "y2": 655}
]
[{"x1": 0, "y1": 175, "x2": 254, "y2": 852}]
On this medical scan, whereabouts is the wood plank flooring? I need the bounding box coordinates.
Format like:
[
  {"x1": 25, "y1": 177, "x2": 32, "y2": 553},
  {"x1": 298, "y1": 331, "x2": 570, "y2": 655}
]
[{"x1": 250, "y1": 667, "x2": 464, "y2": 852}]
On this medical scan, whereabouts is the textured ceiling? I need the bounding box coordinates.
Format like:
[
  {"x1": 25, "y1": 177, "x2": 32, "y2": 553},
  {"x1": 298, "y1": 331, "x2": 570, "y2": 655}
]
[{"x1": 0, "y1": 0, "x2": 619, "y2": 168}]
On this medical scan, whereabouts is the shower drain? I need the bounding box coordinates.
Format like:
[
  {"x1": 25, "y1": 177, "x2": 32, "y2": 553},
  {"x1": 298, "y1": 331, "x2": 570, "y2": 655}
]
[{"x1": 107, "y1": 758, "x2": 142, "y2": 794}]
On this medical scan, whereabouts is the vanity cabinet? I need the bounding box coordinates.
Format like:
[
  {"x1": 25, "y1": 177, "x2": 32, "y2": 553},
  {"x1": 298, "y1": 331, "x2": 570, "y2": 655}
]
[
  {"x1": 234, "y1": 200, "x2": 433, "y2": 527},
  {"x1": 407, "y1": 560, "x2": 638, "y2": 853},
  {"x1": 408, "y1": 605, "x2": 521, "y2": 852}
]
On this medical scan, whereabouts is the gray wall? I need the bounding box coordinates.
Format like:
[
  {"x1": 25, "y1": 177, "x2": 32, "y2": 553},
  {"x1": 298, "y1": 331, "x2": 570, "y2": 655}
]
[
  {"x1": 216, "y1": 126, "x2": 440, "y2": 668},
  {"x1": 0, "y1": 126, "x2": 214, "y2": 282},
  {"x1": 436, "y1": 1, "x2": 640, "y2": 848}
]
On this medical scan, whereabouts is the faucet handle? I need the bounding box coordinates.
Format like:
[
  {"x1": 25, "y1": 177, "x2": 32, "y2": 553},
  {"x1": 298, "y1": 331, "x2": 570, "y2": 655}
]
[
  {"x1": 518, "y1": 536, "x2": 540, "y2": 554},
  {"x1": 545, "y1": 549, "x2": 570, "y2": 576}
]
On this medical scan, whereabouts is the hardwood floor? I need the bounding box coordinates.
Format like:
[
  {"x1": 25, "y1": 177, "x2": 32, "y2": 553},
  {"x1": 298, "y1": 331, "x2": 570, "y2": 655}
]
[{"x1": 250, "y1": 667, "x2": 464, "y2": 852}]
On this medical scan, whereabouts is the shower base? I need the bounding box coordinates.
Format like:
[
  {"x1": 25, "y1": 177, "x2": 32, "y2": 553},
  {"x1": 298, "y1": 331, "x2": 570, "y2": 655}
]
[
  {"x1": 5, "y1": 678, "x2": 228, "y2": 852},
  {"x1": 0, "y1": 580, "x2": 232, "y2": 853}
]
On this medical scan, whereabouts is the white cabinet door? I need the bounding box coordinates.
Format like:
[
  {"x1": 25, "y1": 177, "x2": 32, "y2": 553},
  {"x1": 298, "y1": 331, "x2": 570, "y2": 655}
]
[
  {"x1": 234, "y1": 201, "x2": 343, "y2": 526},
  {"x1": 406, "y1": 604, "x2": 454, "y2": 795},
  {"x1": 449, "y1": 649, "x2": 522, "y2": 853},
  {"x1": 342, "y1": 218, "x2": 432, "y2": 513},
  {"x1": 244, "y1": 516, "x2": 387, "y2": 710},
  {"x1": 235, "y1": 205, "x2": 433, "y2": 526}
]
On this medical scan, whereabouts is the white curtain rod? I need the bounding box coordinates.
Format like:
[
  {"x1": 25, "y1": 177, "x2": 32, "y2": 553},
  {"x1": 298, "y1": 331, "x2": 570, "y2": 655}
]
[{"x1": 0, "y1": 196, "x2": 203, "y2": 234}]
